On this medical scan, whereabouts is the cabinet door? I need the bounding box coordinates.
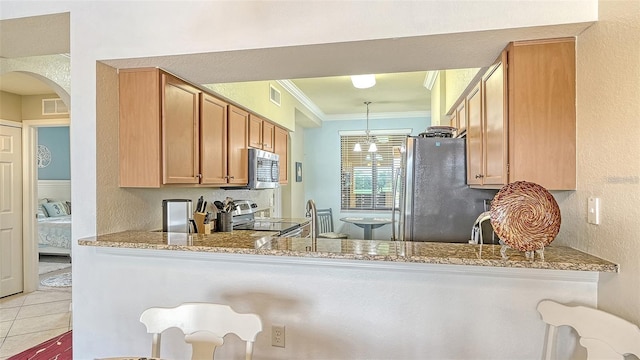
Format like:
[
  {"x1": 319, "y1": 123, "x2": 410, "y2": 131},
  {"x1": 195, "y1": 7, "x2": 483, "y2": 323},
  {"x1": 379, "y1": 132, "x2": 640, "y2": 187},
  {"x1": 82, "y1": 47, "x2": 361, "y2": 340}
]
[
  {"x1": 449, "y1": 111, "x2": 458, "y2": 129},
  {"x1": 274, "y1": 126, "x2": 288, "y2": 184},
  {"x1": 248, "y1": 114, "x2": 263, "y2": 149},
  {"x1": 482, "y1": 56, "x2": 508, "y2": 186},
  {"x1": 200, "y1": 94, "x2": 228, "y2": 185},
  {"x1": 228, "y1": 105, "x2": 249, "y2": 185},
  {"x1": 161, "y1": 73, "x2": 200, "y2": 184},
  {"x1": 457, "y1": 101, "x2": 467, "y2": 134},
  {"x1": 262, "y1": 121, "x2": 275, "y2": 152},
  {"x1": 466, "y1": 83, "x2": 483, "y2": 185},
  {"x1": 119, "y1": 68, "x2": 162, "y2": 187}
]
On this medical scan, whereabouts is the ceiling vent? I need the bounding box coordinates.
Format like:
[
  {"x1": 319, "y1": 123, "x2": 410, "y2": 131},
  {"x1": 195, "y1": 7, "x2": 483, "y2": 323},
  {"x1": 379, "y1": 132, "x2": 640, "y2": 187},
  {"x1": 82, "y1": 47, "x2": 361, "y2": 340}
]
[
  {"x1": 42, "y1": 98, "x2": 68, "y2": 115},
  {"x1": 269, "y1": 84, "x2": 281, "y2": 107}
]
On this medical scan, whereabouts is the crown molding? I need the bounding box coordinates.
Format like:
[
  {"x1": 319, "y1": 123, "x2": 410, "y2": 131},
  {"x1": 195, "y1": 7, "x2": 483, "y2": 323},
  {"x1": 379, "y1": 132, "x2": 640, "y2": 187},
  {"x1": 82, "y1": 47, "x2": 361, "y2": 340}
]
[
  {"x1": 276, "y1": 80, "x2": 326, "y2": 121},
  {"x1": 324, "y1": 111, "x2": 430, "y2": 122},
  {"x1": 424, "y1": 70, "x2": 438, "y2": 90},
  {"x1": 277, "y1": 80, "x2": 430, "y2": 124}
]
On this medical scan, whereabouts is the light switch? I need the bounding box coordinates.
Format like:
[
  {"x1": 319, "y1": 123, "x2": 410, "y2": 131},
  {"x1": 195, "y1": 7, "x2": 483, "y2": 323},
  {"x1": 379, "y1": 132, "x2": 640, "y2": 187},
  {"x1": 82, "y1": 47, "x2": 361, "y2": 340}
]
[{"x1": 588, "y1": 197, "x2": 600, "y2": 225}]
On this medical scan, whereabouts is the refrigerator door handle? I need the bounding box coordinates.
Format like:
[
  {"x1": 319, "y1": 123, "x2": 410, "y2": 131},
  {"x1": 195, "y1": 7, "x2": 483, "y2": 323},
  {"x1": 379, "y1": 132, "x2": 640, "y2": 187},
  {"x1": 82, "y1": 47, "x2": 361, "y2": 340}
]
[{"x1": 391, "y1": 167, "x2": 398, "y2": 240}]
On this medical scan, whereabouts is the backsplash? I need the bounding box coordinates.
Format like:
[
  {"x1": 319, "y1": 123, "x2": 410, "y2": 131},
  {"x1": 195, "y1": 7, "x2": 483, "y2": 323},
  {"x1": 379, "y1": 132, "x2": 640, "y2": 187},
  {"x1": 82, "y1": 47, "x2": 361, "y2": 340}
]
[{"x1": 97, "y1": 186, "x2": 275, "y2": 234}]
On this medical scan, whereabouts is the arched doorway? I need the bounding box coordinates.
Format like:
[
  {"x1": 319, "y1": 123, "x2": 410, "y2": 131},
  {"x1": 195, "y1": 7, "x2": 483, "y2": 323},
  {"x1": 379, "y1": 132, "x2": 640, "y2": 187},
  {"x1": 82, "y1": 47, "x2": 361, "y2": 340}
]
[{"x1": 0, "y1": 70, "x2": 71, "y2": 295}]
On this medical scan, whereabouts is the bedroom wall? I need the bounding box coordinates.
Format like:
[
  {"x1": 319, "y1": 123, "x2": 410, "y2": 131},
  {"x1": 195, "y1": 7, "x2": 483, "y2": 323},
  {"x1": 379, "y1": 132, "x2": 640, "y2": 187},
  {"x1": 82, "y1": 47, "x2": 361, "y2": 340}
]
[
  {"x1": 37, "y1": 126, "x2": 70, "y2": 180},
  {"x1": 0, "y1": 90, "x2": 21, "y2": 122}
]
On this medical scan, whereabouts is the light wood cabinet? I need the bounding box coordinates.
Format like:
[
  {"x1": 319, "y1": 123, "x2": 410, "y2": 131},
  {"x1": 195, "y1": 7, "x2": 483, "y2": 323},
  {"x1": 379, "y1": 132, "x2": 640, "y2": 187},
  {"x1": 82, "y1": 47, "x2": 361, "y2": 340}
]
[
  {"x1": 274, "y1": 126, "x2": 289, "y2": 184},
  {"x1": 119, "y1": 68, "x2": 203, "y2": 187},
  {"x1": 248, "y1": 114, "x2": 275, "y2": 151},
  {"x1": 465, "y1": 38, "x2": 576, "y2": 190},
  {"x1": 200, "y1": 93, "x2": 228, "y2": 185},
  {"x1": 449, "y1": 100, "x2": 467, "y2": 137},
  {"x1": 248, "y1": 114, "x2": 263, "y2": 149},
  {"x1": 506, "y1": 39, "x2": 576, "y2": 190},
  {"x1": 481, "y1": 53, "x2": 508, "y2": 186},
  {"x1": 162, "y1": 73, "x2": 201, "y2": 184},
  {"x1": 466, "y1": 83, "x2": 483, "y2": 186},
  {"x1": 262, "y1": 121, "x2": 275, "y2": 152},
  {"x1": 119, "y1": 68, "x2": 249, "y2": 188},
  {"x1": 456, "y1": 101, "x2": 467, "y2": 135},
  {"x1": 227, "y1": 105, "x2": 249, "y2": 185}
]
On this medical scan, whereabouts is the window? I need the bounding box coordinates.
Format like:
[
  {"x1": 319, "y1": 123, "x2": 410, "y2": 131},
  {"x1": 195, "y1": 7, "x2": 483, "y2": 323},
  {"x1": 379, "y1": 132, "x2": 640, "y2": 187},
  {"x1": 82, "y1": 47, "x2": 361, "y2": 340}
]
[{"x1": 340, "y1": 131, "x2": 408, "y2": 211}]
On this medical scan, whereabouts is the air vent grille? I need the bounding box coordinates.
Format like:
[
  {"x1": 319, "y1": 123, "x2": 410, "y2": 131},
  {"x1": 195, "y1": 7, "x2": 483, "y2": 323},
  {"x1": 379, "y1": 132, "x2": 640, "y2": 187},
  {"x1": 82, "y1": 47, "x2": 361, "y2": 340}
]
[
  {"x1": 269, "y1": 84, "x2": 281, "y2": 107},
  {"x1": 42, "y1": 98, "x2": 68, "y2": 115}
]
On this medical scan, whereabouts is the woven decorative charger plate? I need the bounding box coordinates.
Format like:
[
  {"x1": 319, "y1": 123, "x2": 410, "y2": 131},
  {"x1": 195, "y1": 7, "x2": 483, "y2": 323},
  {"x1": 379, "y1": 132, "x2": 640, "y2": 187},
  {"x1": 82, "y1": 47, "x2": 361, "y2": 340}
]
[{"x1": 490, "y1": 181, "x2": 561, "y2": 252}]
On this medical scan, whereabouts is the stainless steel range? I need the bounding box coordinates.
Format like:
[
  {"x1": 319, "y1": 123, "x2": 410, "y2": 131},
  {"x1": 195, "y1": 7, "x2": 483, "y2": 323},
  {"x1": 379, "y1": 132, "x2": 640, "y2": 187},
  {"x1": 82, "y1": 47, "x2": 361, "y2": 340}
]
[{"x1": 231, "y1": 200, "x2": 306, "y2": 237}]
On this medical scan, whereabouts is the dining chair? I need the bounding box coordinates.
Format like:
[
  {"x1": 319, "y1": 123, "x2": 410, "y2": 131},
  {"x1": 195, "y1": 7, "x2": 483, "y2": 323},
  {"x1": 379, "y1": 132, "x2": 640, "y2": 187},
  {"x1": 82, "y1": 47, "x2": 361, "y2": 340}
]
[
  {"x1": 139, "y1": 302, "x2": 263, "y2": 360},
  {"x1": 316, "y1": 208, "x2": 348, "y2": 239},
  {"x1": 537, "y1": 299, "x2": 640, "y2": 360}
]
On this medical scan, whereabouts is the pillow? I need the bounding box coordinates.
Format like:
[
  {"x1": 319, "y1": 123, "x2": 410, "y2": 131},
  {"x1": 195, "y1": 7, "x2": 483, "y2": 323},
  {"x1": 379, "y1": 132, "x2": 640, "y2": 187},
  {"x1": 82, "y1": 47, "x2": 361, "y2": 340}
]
[
  {"x1": 64, "y1": 201, "x2": 71, "y2": 214},
  {"x1": 37, "y1": 204, "x2": 49, "y2": 218},
  {"x1": 43, "y1": 201, "x2": 69, "y2": 217}
]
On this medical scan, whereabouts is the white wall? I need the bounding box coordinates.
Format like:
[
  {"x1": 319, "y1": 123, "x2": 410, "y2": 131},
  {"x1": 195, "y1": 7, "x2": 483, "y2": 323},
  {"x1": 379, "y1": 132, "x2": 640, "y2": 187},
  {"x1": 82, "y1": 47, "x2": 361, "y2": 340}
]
[
  {"x1": 74, "y1": 246, "x2": 598, "y2": 359},
  {"x1": 553, "y1": 0, "x2": 640, "y2": 324}
]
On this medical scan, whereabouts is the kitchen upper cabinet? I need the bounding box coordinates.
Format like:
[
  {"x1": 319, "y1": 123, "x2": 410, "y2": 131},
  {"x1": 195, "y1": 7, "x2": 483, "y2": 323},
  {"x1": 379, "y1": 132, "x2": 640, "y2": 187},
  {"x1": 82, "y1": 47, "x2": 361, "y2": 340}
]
[
  {"x1": 119, "y1": 68, "x2": 250, "y2": 188},
  {"x1": 464, "y1": 38, "x2": 576, "y2": 190},
  {"x1": 481, "y1": 53, "x2": 508, "y2": 186},
  {"x1": 200, "y1": 93, "x2": 228, "y2": 185},
  {"x1": 162, "y1": 73, "x2": 201, "y2": 184},
  {"x1": 274, "y1": 126, "x2": 289, "y2": 184},
  {"x1": 262, "y1": 121, "x2": 275, "y2": 152},
  {"x1": 506, "y1": 38, "x2": 576, "y2": 190},
  {"x1": 248, "y1": 114, "x2": 263, "y2": 149},
  {"x1": 456, "y1": 101, "x2": 467, "y2": 135},
  {"x1": 449, "y1": 111, "x2": 457, "y2": 130},
  {"x1": 119, "y1": 68, "x2": 202, "y2": 187},
  {"x1": 466, "y1": 83, "x2": 483, "y2": 186},
  {"x1": 248, "y1": 114, "x2": 275, "y2": 151},
  {"x1": 227, "y1": 105, "x2": 249, "y2": 185}
]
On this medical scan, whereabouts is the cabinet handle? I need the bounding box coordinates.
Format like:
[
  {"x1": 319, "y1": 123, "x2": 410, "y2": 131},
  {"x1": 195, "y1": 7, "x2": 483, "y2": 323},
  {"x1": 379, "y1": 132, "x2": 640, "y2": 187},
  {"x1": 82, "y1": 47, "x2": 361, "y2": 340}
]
[
  {"x1": 229, "y1": 176, "x2": 235, "y2": 179},
  {"x1": 197, "y1": 174, "x2": 202, "y2": 178},
  {"x1": 475, "y1": 174, "x2": 484, "y2": 179}
]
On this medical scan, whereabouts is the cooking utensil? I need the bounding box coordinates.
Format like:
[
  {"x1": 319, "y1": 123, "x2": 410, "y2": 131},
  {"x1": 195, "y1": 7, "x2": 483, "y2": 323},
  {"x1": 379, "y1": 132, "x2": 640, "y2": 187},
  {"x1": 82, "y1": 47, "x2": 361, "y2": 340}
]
[{"x1": 214, "y1": 201, "x2": 224, "y2": 210}]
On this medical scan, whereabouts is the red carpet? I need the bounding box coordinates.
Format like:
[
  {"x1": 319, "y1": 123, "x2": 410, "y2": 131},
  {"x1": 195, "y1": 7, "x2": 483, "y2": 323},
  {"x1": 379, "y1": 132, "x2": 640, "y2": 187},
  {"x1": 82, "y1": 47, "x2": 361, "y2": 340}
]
[{"x1": 8, "y1": 330, "x2": 72, "y2": 360}]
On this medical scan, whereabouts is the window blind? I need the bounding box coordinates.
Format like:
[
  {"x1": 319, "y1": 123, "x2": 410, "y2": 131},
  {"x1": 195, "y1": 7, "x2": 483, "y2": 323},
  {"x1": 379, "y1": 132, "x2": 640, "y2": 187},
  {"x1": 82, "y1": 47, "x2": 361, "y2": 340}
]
[{"x1": 340, "y1": 133, "x2": 407, "y2": 211}]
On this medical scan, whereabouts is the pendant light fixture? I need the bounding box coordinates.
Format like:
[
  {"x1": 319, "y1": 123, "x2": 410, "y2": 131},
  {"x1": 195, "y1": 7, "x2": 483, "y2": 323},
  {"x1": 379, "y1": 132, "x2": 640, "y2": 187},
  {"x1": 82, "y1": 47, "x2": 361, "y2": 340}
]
[{"x1": 353, "y1": 101, "x2": 377, "y2": 152}]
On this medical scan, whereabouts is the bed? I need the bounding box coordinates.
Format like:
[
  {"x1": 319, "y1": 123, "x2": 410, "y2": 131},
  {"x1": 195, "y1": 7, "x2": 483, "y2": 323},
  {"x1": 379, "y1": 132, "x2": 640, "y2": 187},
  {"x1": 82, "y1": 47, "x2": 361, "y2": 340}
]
[{"x1": 37, "y1": 180, "x2": 72, "y2": 257}]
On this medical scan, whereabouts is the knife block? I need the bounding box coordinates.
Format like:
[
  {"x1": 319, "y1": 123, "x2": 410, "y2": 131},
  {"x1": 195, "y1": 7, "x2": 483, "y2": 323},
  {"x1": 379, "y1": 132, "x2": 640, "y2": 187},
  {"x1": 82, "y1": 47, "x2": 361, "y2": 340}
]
[{"x1": 193, "y1": 212, "x2": 211, "y2": 234}]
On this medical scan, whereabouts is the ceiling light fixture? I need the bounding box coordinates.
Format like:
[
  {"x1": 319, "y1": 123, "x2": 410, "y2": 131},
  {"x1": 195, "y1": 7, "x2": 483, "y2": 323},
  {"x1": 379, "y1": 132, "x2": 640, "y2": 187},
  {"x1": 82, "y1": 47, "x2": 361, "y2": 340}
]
[
  {"x1": 351, "y1": 74, "x2": 376, "y2": 89},
  {"x1": 353, "y1": 101, "x2": 377, "y2": 152}
]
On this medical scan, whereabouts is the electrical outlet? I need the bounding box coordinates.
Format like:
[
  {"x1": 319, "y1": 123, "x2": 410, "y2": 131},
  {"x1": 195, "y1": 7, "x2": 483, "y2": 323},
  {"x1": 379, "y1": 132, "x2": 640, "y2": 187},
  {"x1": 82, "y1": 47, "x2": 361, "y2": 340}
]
[{"x1": 272, "y1": 325, "x2": 285, "y2": 348}]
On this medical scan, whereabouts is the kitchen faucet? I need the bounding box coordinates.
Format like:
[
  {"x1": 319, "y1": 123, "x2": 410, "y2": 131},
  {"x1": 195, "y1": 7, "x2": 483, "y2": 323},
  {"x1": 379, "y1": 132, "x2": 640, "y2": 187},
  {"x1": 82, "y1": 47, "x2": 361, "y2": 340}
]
[
  {"x1": 470, "y1": 211, "x2": 491, "y2": 245},
  {"x1": 305, "y1": 199, "x2": 317, "y2": 240}
]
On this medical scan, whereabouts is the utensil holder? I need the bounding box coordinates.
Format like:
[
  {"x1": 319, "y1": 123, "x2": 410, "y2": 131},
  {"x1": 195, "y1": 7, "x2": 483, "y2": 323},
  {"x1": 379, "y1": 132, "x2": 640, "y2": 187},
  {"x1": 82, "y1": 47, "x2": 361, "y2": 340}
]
[
  {"x1": 216, "y1": 212, "x2": 232, "y2": 232},
  {"x1": 193, "y1": 212, "x2": 208, "y2": 234}
]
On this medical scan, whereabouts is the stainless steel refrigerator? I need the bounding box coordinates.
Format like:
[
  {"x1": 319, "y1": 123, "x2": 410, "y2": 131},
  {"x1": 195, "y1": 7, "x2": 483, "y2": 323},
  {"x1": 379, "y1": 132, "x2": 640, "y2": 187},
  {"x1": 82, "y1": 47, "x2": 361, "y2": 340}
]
[{"x1": 393, "y1": 136, "x2": 497, "y2": 242}]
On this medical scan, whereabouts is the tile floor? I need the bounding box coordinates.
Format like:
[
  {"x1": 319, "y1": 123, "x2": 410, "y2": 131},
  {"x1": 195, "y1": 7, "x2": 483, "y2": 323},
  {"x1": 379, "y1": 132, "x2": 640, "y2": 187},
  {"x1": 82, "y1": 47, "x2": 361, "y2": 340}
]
[{"x1": 0, "y1": 257, "x2": 72, "y2": 359}]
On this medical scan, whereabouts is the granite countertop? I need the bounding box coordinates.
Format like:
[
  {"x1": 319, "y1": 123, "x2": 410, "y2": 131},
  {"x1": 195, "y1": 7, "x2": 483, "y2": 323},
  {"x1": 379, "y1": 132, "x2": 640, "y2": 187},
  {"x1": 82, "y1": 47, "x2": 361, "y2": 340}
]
[{"x1": 78, "y1": 231, "x2": 618, "y2": 272}]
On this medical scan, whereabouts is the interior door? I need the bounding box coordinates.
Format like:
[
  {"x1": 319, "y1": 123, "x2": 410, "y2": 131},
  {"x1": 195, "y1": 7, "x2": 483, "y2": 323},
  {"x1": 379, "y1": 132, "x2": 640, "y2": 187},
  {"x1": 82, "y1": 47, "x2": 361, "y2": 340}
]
[{"x1": 0, "y1": 124, "x2": 23, "y2": 298}]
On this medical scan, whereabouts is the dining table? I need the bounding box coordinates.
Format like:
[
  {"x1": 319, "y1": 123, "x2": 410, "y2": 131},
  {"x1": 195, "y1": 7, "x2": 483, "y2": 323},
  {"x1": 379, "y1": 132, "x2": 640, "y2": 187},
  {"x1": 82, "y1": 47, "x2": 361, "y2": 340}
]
[{"x1": 339, "y1": 217, "x2": 393, "y2": 240}]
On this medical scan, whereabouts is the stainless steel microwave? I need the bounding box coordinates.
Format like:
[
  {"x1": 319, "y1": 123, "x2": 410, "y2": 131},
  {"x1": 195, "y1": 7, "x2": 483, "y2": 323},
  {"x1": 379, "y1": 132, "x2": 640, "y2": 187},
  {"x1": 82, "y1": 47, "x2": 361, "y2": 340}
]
[{"x1": 248, "y1": 148, "x2": 280, "y2": 189}]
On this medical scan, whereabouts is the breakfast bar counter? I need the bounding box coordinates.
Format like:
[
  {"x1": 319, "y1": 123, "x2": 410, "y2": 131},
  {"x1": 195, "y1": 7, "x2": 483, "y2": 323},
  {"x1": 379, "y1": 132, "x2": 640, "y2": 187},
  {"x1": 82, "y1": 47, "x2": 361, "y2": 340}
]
[
  {"x1": 77, "y1": 230, "x2": 618, "y2": 272},
  {"x1": 74, "y1": 230, "x2": 619, "y2": 359}
]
